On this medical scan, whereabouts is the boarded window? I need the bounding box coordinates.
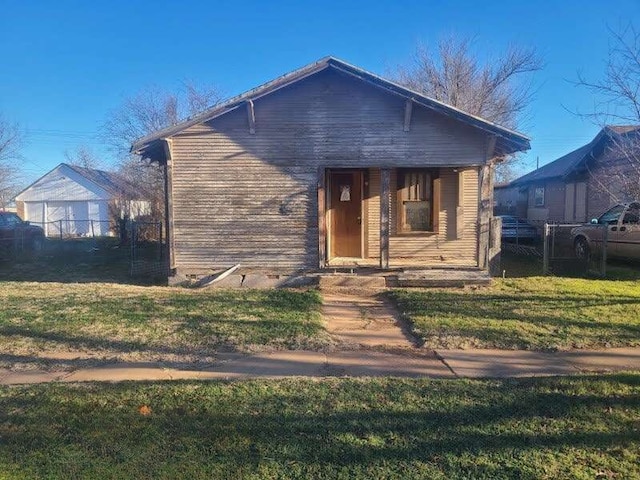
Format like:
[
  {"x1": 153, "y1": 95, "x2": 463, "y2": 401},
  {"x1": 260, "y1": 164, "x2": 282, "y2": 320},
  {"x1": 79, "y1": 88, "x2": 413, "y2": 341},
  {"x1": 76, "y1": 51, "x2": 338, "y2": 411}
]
[
  {"x1": 534, "y1": 187, "x2": 545, "y2": 207},
  {"x1": 397, "y1": 169, "x2": 438, "y2": 232}
]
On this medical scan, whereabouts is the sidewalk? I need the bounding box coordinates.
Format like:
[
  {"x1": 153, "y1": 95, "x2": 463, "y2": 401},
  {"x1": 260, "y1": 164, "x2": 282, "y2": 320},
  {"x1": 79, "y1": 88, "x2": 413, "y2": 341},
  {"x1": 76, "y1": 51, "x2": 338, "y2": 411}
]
[{"x1": 2, "y1": 347, "x2": 640, "y2": 385}]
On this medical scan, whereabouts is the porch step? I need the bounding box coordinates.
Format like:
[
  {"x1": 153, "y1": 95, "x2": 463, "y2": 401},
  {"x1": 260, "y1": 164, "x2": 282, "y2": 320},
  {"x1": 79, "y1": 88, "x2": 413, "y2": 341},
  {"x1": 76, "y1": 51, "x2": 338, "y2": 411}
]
[
  {"x1": 396, "y1": 269, "x2": 492, "y2": 288},
  {"x1": 318, "y1": 275, "x2": 387, "y2": 289}
]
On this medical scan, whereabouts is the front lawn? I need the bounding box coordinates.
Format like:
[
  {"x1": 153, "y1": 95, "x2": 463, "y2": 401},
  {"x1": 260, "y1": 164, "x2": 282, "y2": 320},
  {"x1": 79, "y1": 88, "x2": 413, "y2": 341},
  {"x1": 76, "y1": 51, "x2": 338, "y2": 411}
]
[
  {"x1": 390, "y1": 275, "x2": 640, "y2": 351},
  {"x1": 0, "y1": 283, "x2": 328, "y2": 369},
  {"x1": 0, "y1": 375, "x2": 639, "y2": 479}
]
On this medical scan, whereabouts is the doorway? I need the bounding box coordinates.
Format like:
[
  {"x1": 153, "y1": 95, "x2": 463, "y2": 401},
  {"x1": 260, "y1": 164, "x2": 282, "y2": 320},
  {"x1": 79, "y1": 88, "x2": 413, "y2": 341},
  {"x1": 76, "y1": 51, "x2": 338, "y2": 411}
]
[{"x1": 329, "y1": 170, "x2": 363, "y2": 258}]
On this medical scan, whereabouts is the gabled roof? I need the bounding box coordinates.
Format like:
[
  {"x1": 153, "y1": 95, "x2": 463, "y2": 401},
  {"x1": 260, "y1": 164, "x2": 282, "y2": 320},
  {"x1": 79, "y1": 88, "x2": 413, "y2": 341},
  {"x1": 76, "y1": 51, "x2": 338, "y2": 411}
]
[
  {"x1": 131, "y1": 56, "x2": 531, "y2": 160},
  {"x1": 65, "y1": 164, "x2": 140, "y2": 199},
  {"x1": 15, "y1": 163, "x2": 142, "y2": 201},
  {"x1": 510, "y1": 125, "x2": 640, "y2": 186}
]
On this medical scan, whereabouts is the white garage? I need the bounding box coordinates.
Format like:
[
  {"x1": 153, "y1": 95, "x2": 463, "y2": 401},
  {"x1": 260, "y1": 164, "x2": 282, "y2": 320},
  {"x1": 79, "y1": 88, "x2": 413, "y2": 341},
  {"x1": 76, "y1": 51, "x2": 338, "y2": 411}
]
[{"x1": 15, "y1": 163, "x2": 148, "y2": 237}]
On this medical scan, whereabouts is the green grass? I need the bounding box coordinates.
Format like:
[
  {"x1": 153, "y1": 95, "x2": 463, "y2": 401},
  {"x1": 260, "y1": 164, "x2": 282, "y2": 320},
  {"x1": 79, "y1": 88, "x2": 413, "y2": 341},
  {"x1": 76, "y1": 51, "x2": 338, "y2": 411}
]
[
  {"x1": 0, "y1": 283, "x2": 328, "y2": 369},
  {"x1": 390, "y1": 274, "x2": 640, "y2": 351},
  {"x1": 0, "y1": 375, "x2": 639, "y2": 479}
]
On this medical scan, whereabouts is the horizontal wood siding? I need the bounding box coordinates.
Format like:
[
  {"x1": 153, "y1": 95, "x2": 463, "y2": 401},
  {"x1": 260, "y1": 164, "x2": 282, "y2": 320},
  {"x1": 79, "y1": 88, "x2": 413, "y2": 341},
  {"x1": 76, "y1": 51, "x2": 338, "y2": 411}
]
[
  {"x1": 170, "y1": 68, "x2": 488, "y2": 271},
  {"x1": 364, "y1": 167, "x2": 478, "y2": 266}
]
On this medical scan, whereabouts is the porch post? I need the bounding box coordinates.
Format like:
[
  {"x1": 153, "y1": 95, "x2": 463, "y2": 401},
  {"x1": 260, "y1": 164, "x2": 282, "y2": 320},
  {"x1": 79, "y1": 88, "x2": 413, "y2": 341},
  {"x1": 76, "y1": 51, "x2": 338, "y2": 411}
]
[
  {"x1": 317, "y1": 167, "x2": 326, "y2": 268},
  {"x1": 380, "y1": 168, "x2": 390, "y2": 269},
  {"x1": 162, "y1": 138, "x2": 175, "y2": 271}
]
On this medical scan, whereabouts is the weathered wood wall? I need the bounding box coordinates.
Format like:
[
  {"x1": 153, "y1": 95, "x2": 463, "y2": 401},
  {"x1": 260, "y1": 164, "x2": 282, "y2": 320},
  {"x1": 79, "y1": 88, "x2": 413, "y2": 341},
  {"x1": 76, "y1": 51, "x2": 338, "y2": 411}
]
[
  {"x1": 169, "y1": 68, "x2": 490, "y2": 272},
  {"x1": 367, "y1": 167, "x2": 479, "y2": 266}
]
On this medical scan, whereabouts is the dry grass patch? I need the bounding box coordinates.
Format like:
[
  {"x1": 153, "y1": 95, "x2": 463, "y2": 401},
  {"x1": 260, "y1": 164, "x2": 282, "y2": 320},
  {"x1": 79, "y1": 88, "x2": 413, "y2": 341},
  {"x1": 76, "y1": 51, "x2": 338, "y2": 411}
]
[{"x1": 0, "y1": 282, "x2": 329, "y2": 370}]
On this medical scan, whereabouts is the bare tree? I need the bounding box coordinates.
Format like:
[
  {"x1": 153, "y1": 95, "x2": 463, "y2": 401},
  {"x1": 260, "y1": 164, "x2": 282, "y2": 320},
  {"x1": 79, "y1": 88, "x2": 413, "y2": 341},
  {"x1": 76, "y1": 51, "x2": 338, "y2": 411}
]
[
  {"x1": 0, "y1": 115, "x2": 23, "y2": 210},
  {"x1": 102, "y1": 82, "x2": 223, "y2": 221},
  {"x1": 575, "y1": 24, "x2": 640, "y2": 202},
  {"x1": 394, "y1": 37, "x2": 542, "y2": 130},
  {"x1": 393, "y1": 37, "x2": 542, "y2": 183},
  {"x1": 64, "y1": 145, "x2": 103, "y2": 169}
]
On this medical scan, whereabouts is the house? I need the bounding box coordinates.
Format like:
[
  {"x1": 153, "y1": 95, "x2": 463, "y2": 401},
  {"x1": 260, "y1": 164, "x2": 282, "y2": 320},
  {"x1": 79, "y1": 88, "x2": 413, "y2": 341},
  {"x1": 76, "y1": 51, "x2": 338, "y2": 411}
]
[
  {"x1": 14, "y1": 163, "x2": 149, "y2": 237},
  {"x1": 131, "y1": 57, "x2": 530, "y2": 283},
  {"x1": 498, "y1": 126, "x2": 640, "y2": 225}
]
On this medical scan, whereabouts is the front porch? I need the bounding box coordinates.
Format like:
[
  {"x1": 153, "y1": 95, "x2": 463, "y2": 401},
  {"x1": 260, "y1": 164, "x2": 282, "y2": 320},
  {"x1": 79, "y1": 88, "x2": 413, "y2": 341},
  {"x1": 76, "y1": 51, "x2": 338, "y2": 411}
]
[{"x1": 319, "y1": 165, "x2": 495, "y2": 271}]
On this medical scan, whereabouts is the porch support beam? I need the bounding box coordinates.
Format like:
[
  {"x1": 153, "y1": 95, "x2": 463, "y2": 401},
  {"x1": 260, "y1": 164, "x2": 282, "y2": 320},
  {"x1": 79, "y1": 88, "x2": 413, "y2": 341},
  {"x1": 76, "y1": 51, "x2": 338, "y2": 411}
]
[
  {"x1": 478, "y1": 135, "x2": 497, "y2": 271},
  {"x1": 403, "y1": 99, "x2": 413, "y2": 132},
  {"x1": 456, "y1": 169, "x2": 465, "y2": 240},
  {"x1": 162, "y1": 138, "x2": 176, "y2": 270},
  {"x1": 380, "y1": 168, "x2": 391, "y2": 269},
  {"x1": 317, "y1": 167, "x2": 326, "y2": 268},
  {"x1": 246, "y1": 100, "x2": 256, "y2": 134}
]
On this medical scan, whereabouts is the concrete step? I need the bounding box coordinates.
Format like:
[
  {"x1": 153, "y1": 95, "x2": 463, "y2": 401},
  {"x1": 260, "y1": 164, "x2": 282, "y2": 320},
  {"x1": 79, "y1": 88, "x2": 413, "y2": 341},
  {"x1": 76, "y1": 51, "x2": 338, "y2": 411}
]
[
  {"x1": 319, "y1": 275, "x2": 387, "y2": 289},
  {"x1": 397, "y1": 269, "x2": 491, "y2": 288}
]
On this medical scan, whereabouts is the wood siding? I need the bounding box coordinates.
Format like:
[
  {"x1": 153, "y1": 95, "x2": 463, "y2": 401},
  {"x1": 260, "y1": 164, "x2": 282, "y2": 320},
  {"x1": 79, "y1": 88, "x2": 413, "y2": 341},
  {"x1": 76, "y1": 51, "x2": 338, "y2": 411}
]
[
  {"x1": 169, "y1": 68, "x2": 489, "y2": 271},
  {"x1": 366, "y1": 167, "x2": 479, "y2": 265},
  {"x1": 526, "y1": 180, "x2": 566, "y2": 224}
]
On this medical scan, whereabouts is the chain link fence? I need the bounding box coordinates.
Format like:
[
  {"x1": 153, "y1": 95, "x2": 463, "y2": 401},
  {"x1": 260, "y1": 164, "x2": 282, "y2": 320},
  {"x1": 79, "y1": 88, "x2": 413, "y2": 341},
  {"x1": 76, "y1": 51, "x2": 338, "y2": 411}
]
[
  {"x1": 542, "y1": 223, "x2": 607, "y2": 277},
  {"x1": 1, "y1": 219, "x2": 167, "y2": 282},
  {"x1": 501, "y1": 222, "x2": 608, "y2": 278}
]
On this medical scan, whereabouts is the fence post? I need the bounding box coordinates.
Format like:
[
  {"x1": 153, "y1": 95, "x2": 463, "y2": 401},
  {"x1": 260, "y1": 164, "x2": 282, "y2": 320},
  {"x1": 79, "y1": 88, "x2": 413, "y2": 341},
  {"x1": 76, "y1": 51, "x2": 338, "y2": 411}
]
[
  {"x1": 542, "y1": 223, "x2": 550, "y2": 275},
  {"x1": 601, "y1": 225, "x2": 608, "y2": 278},
  {"x1": 158, "y1": 222, "x2": 163, "y2": 261},
  {"x1": 59, "y1": 220, "x2": 63, "y2": 240},
  {"x1": 90, "y1": 220, "x2": 95, "y2": 238}
]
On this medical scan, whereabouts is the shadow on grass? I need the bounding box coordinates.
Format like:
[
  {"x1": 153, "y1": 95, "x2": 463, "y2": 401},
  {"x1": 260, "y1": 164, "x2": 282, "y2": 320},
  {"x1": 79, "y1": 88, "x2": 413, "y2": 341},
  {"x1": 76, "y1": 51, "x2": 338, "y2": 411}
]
[
  {"x1": 0, "y1": 375, "x2": 639, "y2": 478},
  {"x1": 0, "y1": 238, "x2": 165, "y2": 285},
  {"x1": 500, "y1": 251, "x2": 640, "y2": 281}
]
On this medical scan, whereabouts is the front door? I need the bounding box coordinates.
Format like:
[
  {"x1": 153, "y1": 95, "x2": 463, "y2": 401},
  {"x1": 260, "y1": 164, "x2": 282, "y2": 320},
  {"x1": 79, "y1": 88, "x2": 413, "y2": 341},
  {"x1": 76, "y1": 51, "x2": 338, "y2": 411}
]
[{"x1": 330, "y1": 170, "x2": 362, "y2": 258}]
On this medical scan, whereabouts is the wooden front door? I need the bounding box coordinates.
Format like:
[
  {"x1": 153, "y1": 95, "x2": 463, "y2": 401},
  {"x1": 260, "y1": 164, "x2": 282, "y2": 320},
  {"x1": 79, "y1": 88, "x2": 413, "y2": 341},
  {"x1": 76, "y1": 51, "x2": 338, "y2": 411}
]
[{"x1": 330, "y1": 170, "x2": 362, "y2": 258}]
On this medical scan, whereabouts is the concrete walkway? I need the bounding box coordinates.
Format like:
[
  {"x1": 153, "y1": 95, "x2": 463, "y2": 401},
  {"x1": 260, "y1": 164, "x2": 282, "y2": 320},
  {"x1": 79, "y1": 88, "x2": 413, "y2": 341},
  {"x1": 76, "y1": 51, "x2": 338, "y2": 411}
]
[
  {"x1": 2, "y1": 348, "x2": 640, "y2": 385},
  {"x1": 437, "y1": 347, "x2": 640, "y2": 378},
  {"x1": 321, "y1": 291, "x2": 416, "y2": 349},
  {"x1": 2, "y1": 289, "x2": 640, "y2": 385}
]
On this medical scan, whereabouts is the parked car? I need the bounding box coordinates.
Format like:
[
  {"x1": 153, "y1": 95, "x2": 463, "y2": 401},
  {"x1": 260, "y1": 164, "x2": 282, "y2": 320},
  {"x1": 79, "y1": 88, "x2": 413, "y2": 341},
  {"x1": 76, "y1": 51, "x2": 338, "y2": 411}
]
[
  {"x1": 571, "y1": 202, "x2": 640, "y2": 260},
  {"x1": 0, "y1": 212, "x2": 45, "y2": 252},
  {"x1": 497, "y1": 215, "x2": 539, "y2": 242}
]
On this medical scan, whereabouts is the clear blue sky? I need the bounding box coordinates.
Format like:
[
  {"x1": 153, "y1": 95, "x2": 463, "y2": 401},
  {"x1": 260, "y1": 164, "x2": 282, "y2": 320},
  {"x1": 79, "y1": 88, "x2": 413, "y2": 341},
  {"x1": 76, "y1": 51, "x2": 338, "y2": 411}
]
[{"x1": 1, "y1": 0, "x2": 639, "y2": 184}]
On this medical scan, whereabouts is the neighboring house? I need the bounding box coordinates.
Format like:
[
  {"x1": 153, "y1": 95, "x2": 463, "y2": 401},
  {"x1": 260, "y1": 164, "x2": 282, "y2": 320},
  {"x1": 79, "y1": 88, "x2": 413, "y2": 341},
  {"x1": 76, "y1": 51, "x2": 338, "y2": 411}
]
[
  {"x1": 498, "y1": 126, "x2": 640, "y2": 225},
  {"x1": 14, "y1": 163, "x2": 149, "y2": 237},
  {"x1": 494, "y1": 182, "x2": 528, "y2": 218},
  {"x1": 131, "y1": 56, "x2": 530, "y2": 281}
]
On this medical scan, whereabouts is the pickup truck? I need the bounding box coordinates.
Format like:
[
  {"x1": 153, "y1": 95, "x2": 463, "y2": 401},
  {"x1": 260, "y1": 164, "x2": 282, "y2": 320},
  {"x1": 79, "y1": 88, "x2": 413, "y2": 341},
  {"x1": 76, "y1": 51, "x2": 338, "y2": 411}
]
[
  {"x1": 572, "y1": 202, "x2": 640, "y2": 261},
  {"x1": 0, "y1": 212, "x2": 45, "y2": 253}
]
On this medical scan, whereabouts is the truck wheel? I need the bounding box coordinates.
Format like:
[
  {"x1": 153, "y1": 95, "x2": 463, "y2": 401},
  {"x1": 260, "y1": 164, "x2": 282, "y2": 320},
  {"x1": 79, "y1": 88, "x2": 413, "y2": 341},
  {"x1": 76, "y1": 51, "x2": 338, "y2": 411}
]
[{"x1": 574, "y1": 237, "x2": 590, "y2": 260}]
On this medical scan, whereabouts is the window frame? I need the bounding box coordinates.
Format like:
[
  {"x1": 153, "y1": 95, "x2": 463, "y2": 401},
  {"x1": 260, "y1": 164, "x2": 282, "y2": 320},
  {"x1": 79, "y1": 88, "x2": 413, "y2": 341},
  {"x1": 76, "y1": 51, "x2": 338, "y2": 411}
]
[
  {"x1": 533, "y1": 186, "x2": 545, "y2": 207},
  {"x1": 396, "y1": 168, "x2": 440, "y2": 234}
]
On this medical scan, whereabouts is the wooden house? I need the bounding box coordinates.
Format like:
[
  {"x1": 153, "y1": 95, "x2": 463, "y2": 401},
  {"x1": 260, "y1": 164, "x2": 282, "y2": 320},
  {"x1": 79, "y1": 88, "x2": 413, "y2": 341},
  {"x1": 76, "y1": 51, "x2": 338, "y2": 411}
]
[
  {"x1": 502, "y1": 126, "x2": 639, "y2": 225},
  {"x1": 131, "y1": 57, "x2": 530, "y2": 283}
]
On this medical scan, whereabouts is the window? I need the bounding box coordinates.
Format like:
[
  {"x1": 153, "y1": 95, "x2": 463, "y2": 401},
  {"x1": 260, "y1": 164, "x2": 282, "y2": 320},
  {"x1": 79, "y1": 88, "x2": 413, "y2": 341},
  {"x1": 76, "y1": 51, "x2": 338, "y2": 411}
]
[
  {"x1": 598, "y1": 204, "x2": 625, "y2": 225},
  {"x1": 622, "y1": 204, "x2": 640, "y2": 224},
  {"x1": 534, "y1": 187, "x2": 545, "y2": 207},
  {"x1": 397, "y1": 169, "x2": 438, "y2": 232},
  {"x1": 0, "y1": 213, "x2": 22, "y2": 226}
]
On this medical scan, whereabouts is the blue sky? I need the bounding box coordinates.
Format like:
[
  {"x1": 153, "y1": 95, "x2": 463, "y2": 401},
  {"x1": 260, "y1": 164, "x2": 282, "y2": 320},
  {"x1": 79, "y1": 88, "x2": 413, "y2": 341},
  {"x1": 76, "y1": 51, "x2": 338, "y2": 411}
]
[{"x1": 1, "y1": 0, "x2": 639, "y2": 184}]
